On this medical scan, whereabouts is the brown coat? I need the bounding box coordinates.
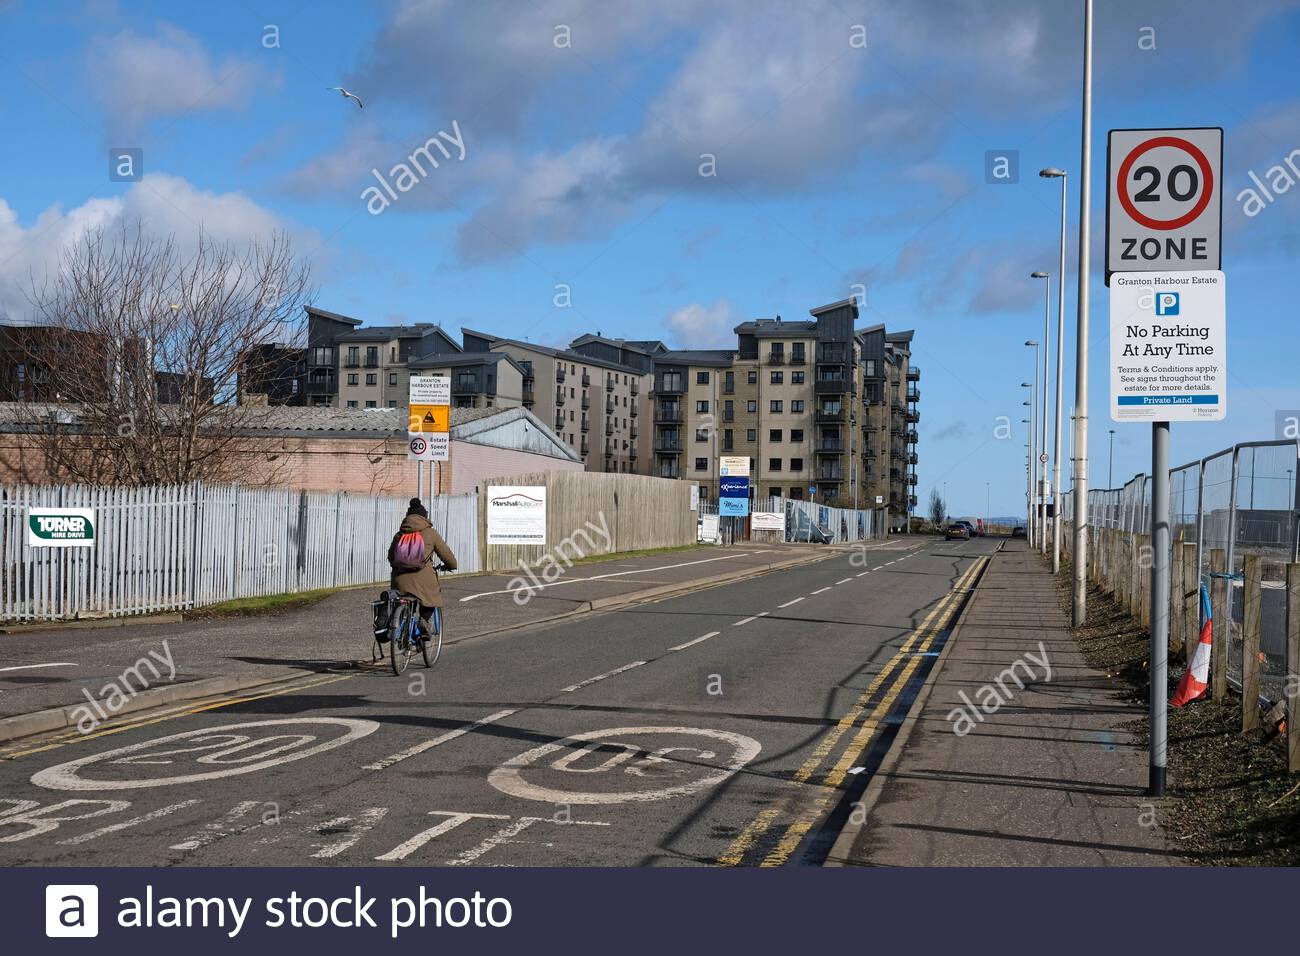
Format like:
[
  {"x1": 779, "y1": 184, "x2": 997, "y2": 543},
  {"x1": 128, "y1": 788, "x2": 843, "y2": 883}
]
[{"x1": 388, "y1": 513, "x2": 458, "y2": 608}]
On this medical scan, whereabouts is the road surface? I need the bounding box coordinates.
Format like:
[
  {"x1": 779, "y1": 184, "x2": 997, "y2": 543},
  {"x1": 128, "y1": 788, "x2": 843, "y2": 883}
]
[{"x1": 0, "y1": 536, "x2": 996, "y2": 867}]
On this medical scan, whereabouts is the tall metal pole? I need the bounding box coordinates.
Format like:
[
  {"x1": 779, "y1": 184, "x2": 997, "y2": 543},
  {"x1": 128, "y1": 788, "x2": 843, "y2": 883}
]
[
  {"x1": 1149, "y1": 421, "x2": 1170, "y2": 796},
  {"x1": 1031, "y1": 347, "x2": 1039, "y2": 549},
  {"x1": 1051, "y1": 175, "x2": 1067, "y2": 572},
  {"x1": 1041, "y1": 279, "x2": 1051, "y2": 555},
  {"x1": 1108, "y1": 429, "x2": 1115, "y2": 488},
  {"x1": 1071, "y1": 0, "x2": 1094, "y2": 626}
]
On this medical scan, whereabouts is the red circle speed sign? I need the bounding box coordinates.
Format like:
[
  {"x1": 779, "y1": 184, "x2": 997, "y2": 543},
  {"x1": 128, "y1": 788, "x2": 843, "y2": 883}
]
[{"x1": 1116, "y1": 136, "x2": 1214, "y2": 231}]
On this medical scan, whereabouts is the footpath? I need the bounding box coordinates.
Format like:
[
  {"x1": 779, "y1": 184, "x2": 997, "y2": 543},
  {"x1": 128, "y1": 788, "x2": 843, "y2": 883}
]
[
  {"x1": 827, "y1": 538, "x2": 1185, "y2": 866},
  {"x1": 0, "y1": 540, "x2": 877, "y2": 739}
]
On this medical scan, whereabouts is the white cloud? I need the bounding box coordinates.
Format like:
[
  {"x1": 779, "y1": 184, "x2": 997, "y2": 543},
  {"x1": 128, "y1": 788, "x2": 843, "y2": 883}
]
[
  {"x1": 86, "y1": 24, "x2": 268, "y2": 136},
  {"x1": 664, "y1": 299, "x2": 734, "y2": 348},
  {"x1": 0, "y1": 174, "x2": 306, "y2": 319}
]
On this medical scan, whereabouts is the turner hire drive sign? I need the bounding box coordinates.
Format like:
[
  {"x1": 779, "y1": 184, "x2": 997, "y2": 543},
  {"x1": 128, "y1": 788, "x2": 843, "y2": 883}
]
[{"x1": 28, "y1": 507, "x2": 97, "y2": 548}]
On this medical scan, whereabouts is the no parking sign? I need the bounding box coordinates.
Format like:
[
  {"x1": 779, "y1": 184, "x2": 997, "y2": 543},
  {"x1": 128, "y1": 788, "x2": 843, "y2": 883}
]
[{"x1": 1106, "y1": 127, "x2": 1222, "y2": 282}]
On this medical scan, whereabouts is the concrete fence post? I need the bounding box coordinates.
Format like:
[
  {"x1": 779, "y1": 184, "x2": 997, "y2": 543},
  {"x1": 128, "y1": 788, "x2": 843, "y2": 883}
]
[
  {"x1": 1287, "y1": 562, "x2": 1299, "y2": 773},
  {"x1": 1241, "y1": 554, "x2": 1263, "y2": 732},
  {"x1": 1210, "y1": 549, "x2": 1228, "y2": 701}
]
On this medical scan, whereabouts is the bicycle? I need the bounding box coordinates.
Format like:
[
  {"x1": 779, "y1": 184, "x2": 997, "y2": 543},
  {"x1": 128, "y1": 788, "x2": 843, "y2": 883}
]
[{"x1": 372, "y1": 566, "x2": 449, "y2": 674}]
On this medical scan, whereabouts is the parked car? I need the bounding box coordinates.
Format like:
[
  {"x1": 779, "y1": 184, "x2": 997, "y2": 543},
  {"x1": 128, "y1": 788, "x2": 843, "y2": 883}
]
[
  {"x1": 1010, "y1": 525, "x2": 1027, "y2": 538},
  {"x1": 954, "y1": 519, "x2": 979, "y2": 537},
  {"x1": 945, "y1": 522, "x2": 971, "y2": 540}
]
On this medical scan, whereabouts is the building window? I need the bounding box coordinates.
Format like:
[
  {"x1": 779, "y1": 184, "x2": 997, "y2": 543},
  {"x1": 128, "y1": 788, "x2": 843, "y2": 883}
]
[
  {"x1": 747, "y1": 429, "x2": 757, "y2": 442},
  {"x1": 391, "y1": 347, "x2": 397, "y2": 361},
  {"x1": 771, "y1": 371, "x2": 783, "y2": 384},
  {"x1": 768, "y1": 458, "x2": 782, "y2": 472},
  {"x1": 365, "y1": 400, "x2": 376, "y2": 408},
  {"x1": 695, "y1": 428, "x2": 709, "y2": 442},
  {"x1": 792, "y1": 371, "x2": 805, "y2": 384},
  {"x1": 366, "y1": 374, "x2": 377, "y2": 386},
  {"x1": 695, "y1": 457, "x2": 708, "y2": 471},
  {"x1": 790, "y1": 457, "x2": 804, "y2": 472},
  {"x1": 865, "y1": 359, "x2": 876, "y2": 376},
  {"x1": 769, "y1": 429, "x2": 782, "y2": 442},
  {"x1": 388, "y1": 400, "x2": 397, "y2": 407},
  {"x1": 770, "y1": 400, "x2": 783, "y2": 413},
  {"x1": 696, "y1": 371, "x2": 709, "y2": 385},
  {"x1": 723, "y1": 428, "x2": 733, "y2": 450},
  {"x1": 791, "y1": 400, "x2": 804, "y2": 413},
  {"x1": 791, "y1": 428, "x2": 804, "y2": 443},
  {"x1": 746, "y1": 400, "x2": 757, "y2": 413},
  {"x1": 347, "y1": 373, "x2": 358, "y2": 386},
  {"x1": 365, "y1": 346, "x2": 379, "y2": 366},
  {"x1": 346, "y1": 346, "x2": 359, "y2": 365},
  {"x1": 696, "y1": 400, "x2": 709, "y2": 413},
  {"x1": 724, "y1": 370, "x2": 734, "y2": 393},
  {"x1": 791, "y1": 343, "x2": 806, "y2": 364},
  {"x1": 789, "y1": 486, "x2": 803, "y2": 499},
  {"x1": 747, "y1": 370, "x2": 758, "y2": 385},
  {"x1": 346, "y1": 400, "x2": 358, "y2": 408},
  {"x1": 388, "y1": 372, "x2": 398, "y2": 386}
]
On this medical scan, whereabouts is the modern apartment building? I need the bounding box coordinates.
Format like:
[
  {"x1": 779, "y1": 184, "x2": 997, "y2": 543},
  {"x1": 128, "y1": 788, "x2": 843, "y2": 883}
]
[
  {"x1": 406, "y1": 351, "x2": 528, "y2": 411},
  {"x1": 857, "y1": 324, "x2": 920, "y2": 529},
  {"x1": 652, "y1": 299, "x2": 868, "y2": 505},
  {"x1": 461, "y1": 329, "x2": 652, "y2": 475}
]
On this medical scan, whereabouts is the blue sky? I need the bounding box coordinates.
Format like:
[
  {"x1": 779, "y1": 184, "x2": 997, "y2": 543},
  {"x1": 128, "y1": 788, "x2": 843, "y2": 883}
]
[{"x1": 2, "y1": 0, "x2": 1299, "y2": 516}]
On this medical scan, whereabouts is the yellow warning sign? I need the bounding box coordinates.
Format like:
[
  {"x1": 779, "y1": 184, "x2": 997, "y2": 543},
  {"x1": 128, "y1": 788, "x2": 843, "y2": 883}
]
[{"x1": 408, "y1": 404, "x2": 450, "y2": 433}]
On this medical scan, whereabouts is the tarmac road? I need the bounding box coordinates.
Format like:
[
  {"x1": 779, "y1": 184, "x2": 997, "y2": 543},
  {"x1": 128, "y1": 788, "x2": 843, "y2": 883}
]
[{"x1": 0, "y1": 536, "x2": 997, "y2": 867}]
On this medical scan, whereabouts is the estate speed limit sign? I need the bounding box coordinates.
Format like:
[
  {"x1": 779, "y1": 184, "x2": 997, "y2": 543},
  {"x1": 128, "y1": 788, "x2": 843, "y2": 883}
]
[{"x1": 1106, "y1": 127, "x2": 1222, "y2": 281}]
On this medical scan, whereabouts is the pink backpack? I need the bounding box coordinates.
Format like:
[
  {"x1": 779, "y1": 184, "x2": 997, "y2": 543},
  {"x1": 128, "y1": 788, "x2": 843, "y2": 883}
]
[{"x1": 393, "y1": 531, "x2": 427, "y2": 572}]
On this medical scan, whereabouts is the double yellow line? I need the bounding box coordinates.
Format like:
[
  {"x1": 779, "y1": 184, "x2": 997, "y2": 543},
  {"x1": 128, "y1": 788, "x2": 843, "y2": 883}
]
[
  {"x1": 1, "y1": 673, "x2": 352, "y2": 760},
  {"x1": 716, "y1": 555, "x2": 987, "y2": 867}
]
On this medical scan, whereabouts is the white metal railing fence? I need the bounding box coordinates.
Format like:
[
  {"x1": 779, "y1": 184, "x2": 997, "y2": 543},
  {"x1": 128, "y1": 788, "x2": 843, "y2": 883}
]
[
  {"x1": 1059, "y1": 437, "x2": 1299, "y2": 703},
  {"x1": 697, "y1": 495, "x2": 878, "y2": 544},
  {"x1": 1, "y1": 482, "x2": 480, "y2": 622}
]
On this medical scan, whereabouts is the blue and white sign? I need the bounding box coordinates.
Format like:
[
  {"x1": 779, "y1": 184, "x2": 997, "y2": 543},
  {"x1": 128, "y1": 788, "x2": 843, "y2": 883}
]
[
  {"x1": 719, "y1": 476, "x2": 750, "y2": 517},
  {"x1": 1110, "y1": 270, "x2": 1226, "y2": 422}
]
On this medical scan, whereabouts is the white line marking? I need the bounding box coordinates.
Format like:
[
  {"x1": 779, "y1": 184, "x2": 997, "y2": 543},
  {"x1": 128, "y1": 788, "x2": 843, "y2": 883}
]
[
  {"x1": 309, "y1": 806, "x2": 389, "y2": 858},
  {"x1": 776, "y1": 598, "x2": 804, "y2": 608},
  {"x1": 856, "y1": 571, "x2": 870, "y2": 577},
  {"x1": 170, "y1": 800, "x2": 260, "y2": 851},
  {"x1": 0, "y1": 662, "x2": 77, "y2": 672},
  {"x1": 375, "y1": 811, "x2": 507, "y2": 862},
  {"x1": 732, "y1": 615, "x2": 757, "y2": 626},
  {"x1": 364, "y1": 710, "x2": 517, "y2": 771},
  {"x1": 836, "y1": 578, "x2": 853, "y2": 585},
  {"x1": 459, "y1": 551, "x2": 775, "y2": 602},
  {"x1": 871, "y1": 566, "x2": 884, "y2": 571},
  {"x1": 810, "y1": 587, "x2": 831, "y2": 595},
  {"x1": 561, "y1": 661, "x2": 645, "y2": 693},
  {"x1": 59, "y1": 800, "x2": 200, "y2": 845},
  {"x1": 669, "y1": 631, "x2": 720, "y2": 651}
]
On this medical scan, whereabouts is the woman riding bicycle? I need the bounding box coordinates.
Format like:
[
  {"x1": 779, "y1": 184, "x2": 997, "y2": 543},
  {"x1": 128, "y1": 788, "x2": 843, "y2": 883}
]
[{"x1": 387, "y1": 497, "x2": 458, "y2": 640}]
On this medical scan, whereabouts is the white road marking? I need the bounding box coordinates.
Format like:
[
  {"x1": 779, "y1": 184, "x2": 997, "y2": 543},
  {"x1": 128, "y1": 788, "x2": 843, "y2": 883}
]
[
  {"x1": 871, "y1": 566, "x2": 884, "y2": 571},
  {"x1": 560, "y1": 661, "x2": 645, "y2": 693},
  {"x1": 309, "y1": 806, "x2": 389, "y2": 858},
  {"x1": 364, "y1": 710, "x2": 517, "y2": 771},
  {"x1": 170, "y1": 800, "x2": 260, "y2": 851},
  {"x1": 58, "y1": 800, "x2": 200, "y2": 845},
  {"x1": 836, "y1": 578, "x2": 853, "y2": 585},
  {"x1": 446, "y1": 815, "x2": 612, "y2": 866},
  {"x1": 776, "y1": 598, "x2": 804, "y2": 609},
  {"x1": 0, "y1": 663, "x2": 77, "y2": 673},
  {"x1": 459, "y1": 551, "x2": 774, "y2": 602},
  {"x1": 810, "y1": 587, "x2": 831, "y2": 595},
  {"x1": 669, "y1": 631, "x2": 720, "y2": 652},
  {"x1": 32, "y1": 718, "x2": 379, "y2": 791},
  {"x1": 856, "y1": 571, "x2": 870, "y2": 577},
  {"x1": 732, "y1": 615, "x2": 757, "y2": 626},
  {"x1": 375, "y1": 811, "x2": 508, "y2": 862},
  {"x1": 488, "y1": 726, "x2": 763, "y2": 805}
]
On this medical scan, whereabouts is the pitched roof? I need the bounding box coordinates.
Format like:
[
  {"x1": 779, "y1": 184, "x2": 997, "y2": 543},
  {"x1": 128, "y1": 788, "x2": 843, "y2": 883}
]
[
  {"x1": 654, "y1": 349, "x2": 735, "y2": 367},
  {"x1": 407, "y1": 351, "x2": 529, "y2": 375},
  {"x1": 334, "y1": 323, "x2": 437, "y2": 342},
  {"x1": 304, "y1": 305, "x2": 363, "y2": 326},
  {"x1": 461, "y1": 327, "x2": 649, "y2": 375}
]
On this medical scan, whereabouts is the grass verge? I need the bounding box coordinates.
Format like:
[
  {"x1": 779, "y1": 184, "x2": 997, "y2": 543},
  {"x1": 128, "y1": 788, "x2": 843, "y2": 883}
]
[
  {"x1": 187, "y1": 587, "x2": 340, "y2": 620},
  {"x1": 1062, "y1": 576, "x2": 1300, "y2": 866}
]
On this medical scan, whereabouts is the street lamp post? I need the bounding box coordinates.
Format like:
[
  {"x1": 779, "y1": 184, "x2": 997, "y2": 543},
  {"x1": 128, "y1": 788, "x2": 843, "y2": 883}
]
[
  {"x1": 1040, "y1": 166, "x2": 1068, "y2": 573},
  {"x1": 1022, "y1": 419, "x2": 1032, "y2": 537},
  {"x1": 1108, "y1": 429, "x2": 1115, "y2": 488},
  {"x1": 1025, "y1": 340, "x2": 1040, "y2": 549},
  {"x1": 1031, "y1": 272, "x2": 1051, "y2": 556},
  {"x1": 1071, "y1": 0, "x2": 1095, "y2": 628}
]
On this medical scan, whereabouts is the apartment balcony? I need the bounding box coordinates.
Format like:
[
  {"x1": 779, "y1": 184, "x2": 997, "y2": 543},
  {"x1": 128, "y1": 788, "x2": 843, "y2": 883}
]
[
  {"x1": 364, "y1": 358, "x2": 379, "y2": 369},
  {"x1": 907, "y1": 366, "x2": 920, "y2": 382},
  {"x1": 581, "y1": 395, "x2": 591, "y2": 410},
  {"x1": 654, "y1": 404, "x2": 683, "y2": 424},
  {"x1": 815, "y1": 466, "x2": 843, "y2": 481},
  {"x1": 907, "y1": 452, "x2": 918, "y2": 465},
  {"x1": 556, "y1": 367, "x2": 567, "y2": 383},
  {"x1": 908, "y1": 494, "x2": 919, "y2": 508},
  {"x1": 555, "y1": 388, "x2": 566, "y2": 405},
  {"x1": 344, "y1": 359, "x2": 360, "y2": 369},
  {"x1": 815, "y1": 440, "x2": 844, "y2": 455},
  {"x1": 908, "y1": 474, "x2": 918, "y2": 485},
  {"x1": 605, "y1": 377, "x2": 615, "y2": 391},
  {"x1": 656, "y1": 379, "x2": 684, "y2": 395},
  {"x1": 657, "y1": 463, "x2": 682, "y2": 479},
  {"x1": 605, "y1": 421, "x2": 614, "y2": 436},
  {"x1": 767, "y1": 351, "x2": 786, "y2": 365},
  {"x1": 580, "y1": 441, "x2": 590, "y2": 456},
  {"x1": 891, "y1": 399, "x2": 905, "y2": 414},
  {"x1": 905, "y1": 429, "x2": 919, "y2": 444},
  {"x1": 906, "y1": 409, "x2": 920, "y2": 424},
  {"x1": 522, "y1": 384, "x2": 535, "y2": 404},
  {"x1": 654, "y1": 438, "x2": 684, "y2": 454},
  {"x1": 303, "y1": 377, "x2": 335, "y2": 396},
  {"x1": 814, "y1": 377, "x2": 848, "y2": 395},
  {"x1": 629, "y1": 448, "x2": 638, "y2": 461},
  {"x1": 554, "y1": 414, "x2": 564, "y2": 431},
  {"x1": 816, "y1": 344, "x2": 848, "y2": 365},
  {"x1": 630, "y1": 380, "x2": 638, "y2": 395},
  {"x1": 452, "y1": 379, "x2": 479, "y2": 395},
  {"x1": 907, "y1": 387, "x2": 920, "y2": 403},
  {"x1": 606, "y1": 397, "x2": 616, "y2": 413},
  {"x1": 581, "y1": 373, "x2": 591, "y2": 387},
  {"x1": 581, "y1": 416, "x2": 590, "y2": 432},
  {"x1": 789, "y1": 352, "x2": 806, "y2": 366},
  {"x1": 630, "y1": 425, "x2": 638, "y2": 440},
  {"x1": 815, "y1": 408, "x2": 844, "y2": 424}
]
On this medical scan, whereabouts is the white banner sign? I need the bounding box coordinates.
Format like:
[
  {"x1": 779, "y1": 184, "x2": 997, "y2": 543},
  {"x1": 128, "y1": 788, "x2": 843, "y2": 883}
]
[
  {"x1": 690, "y1": 485, "x2": 699, "y2": 511},
  {"x1": 406, "y1": 433, "x2": 449, "y2": 461},
  {"x1": 28, "y1": 507, "x2": 96, "y2": 548},
  {"x1": 719, "y1": 456, "x2": 749, "y2": 477},
  {"x1": 487, "y1": 486, "x2": 547, "y2": 545},
  {"x1": 409, "y1": 375, "x2": 451, "y2": 405},
  {"x1": 751, "y1": 511, "x2": 784, "y2": 532},
  {"x1": 699, "y1": 514, "x2": 720, "y2": 544},
  {"x1": 1110, "y1": 270, "x2": 1226, "y2": 422}
]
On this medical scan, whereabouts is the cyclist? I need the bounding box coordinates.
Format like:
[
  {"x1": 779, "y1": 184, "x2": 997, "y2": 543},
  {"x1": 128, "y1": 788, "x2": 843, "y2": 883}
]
[{"x1": 387, "y1": 497, "x2": 458, "y2": 642}]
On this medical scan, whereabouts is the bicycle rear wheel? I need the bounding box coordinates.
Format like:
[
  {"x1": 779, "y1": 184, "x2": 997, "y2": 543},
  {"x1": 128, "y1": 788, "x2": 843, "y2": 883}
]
[
  {"x1": 422, "y1": 607, "x2": 443, "y2": 667},
  {"x1": 389, "y1": 602, "x2": 414, "y2": 675}
]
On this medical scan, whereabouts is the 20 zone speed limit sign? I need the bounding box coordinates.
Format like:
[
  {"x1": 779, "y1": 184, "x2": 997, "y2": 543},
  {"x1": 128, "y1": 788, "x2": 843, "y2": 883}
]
[{"x1": 1106, "y1": 127, "x2": 1222, "y2": 282}]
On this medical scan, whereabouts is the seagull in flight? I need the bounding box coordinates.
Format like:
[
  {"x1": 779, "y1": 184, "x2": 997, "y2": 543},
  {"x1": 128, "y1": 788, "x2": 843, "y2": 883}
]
[{"x1": 328, "y1": 86, "x2": 364, "y2": 109}]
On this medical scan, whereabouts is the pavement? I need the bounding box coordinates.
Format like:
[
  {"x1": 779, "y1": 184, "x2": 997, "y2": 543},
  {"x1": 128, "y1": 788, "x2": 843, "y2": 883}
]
[
  {"x1": 0, "y1": 533, "x2": 963, "y2": 867},
  {"x1": 826, "y1": 538, "x2": 1185, "y2": 867},
  {"x1": 0, "y1": 541, "x2": 836, "y2": 725}
]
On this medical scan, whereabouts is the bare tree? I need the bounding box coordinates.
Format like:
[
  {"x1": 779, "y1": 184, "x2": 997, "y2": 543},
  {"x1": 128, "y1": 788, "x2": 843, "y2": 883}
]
[
  {"x1": 928, "y1": 488, "x2": 946, "y2": 529},
  {"x1": 8, "y1": 221, "x2": 313, "y2": 485}
]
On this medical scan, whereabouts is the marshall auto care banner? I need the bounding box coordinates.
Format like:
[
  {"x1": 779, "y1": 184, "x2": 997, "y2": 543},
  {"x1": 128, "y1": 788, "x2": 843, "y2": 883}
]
[{"x1": 486, "y1": 486, "x2": 547, "y2": 545}]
